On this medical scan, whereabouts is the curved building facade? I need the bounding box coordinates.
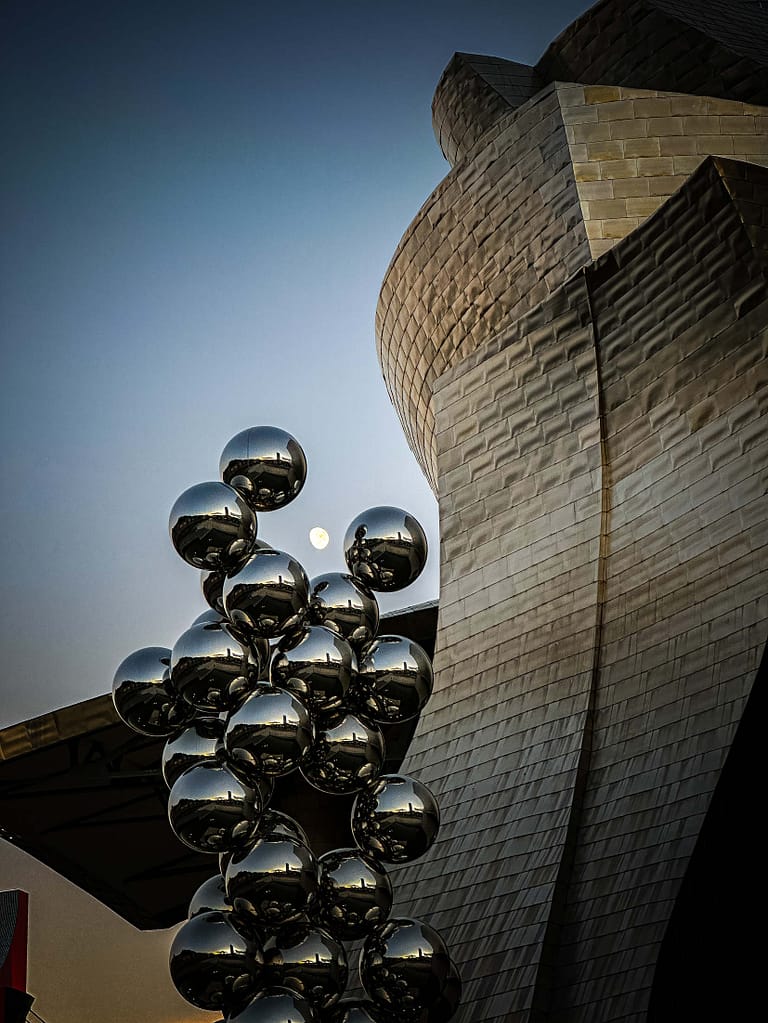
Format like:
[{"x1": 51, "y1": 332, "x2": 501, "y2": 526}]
[{"x1": 376, "y1": 1, "x2": 768, "y2": 1020}]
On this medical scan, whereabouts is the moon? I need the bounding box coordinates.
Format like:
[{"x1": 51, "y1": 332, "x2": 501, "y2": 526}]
[{"x1": 309, "y1": 526, "x2": 330, "y2": 550}]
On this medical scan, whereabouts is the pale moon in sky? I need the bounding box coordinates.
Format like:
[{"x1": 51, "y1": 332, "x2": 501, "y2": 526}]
[{"x1": 309, "y1": 526, "x2": 330, "y2": 550}]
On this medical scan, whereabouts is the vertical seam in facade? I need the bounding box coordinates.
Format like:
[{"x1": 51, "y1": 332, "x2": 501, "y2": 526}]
[{"x1": 527, "y1": 267, "x2": 611, "y2": 1021}]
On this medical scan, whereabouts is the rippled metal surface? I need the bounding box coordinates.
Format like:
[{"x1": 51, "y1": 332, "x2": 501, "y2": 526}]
[
  {"x1": 301, "y1": 714, "x2": 384, "y2": 795},
  {"x1": 188, "y1": 873, "x2": 230, "y2": 917},
  {"x1": 360, "y1": 917, "x2": 451, "y2": 1016},
  {"x1": 317, "y1": 848, "x2": 392, "y2": 941},
  {"x1": 225, "y1": 685, "x2": 313, "y2": 777},
  {"x1": 162, "y1": 716, "x2": 224, "y2": 788},
  {"x1": 224, "y1": 548, "x2": 310, "y2": 639},
  {"x1": 343, "y1": 506, "x2": 427, "y2": 592},
  {"x1": 357, "y1": 635, "x2": 433, "y2": 724},
  {"x1": 226, "y1": 835, "x2": 320, "y2": 929},
  {"x1": 171, "y1": 621, "x2": 257, "y2": 714},
  {"x1": 227, "y1": 988, "x2": 317, "y2": 1023},
  {"x1": 264, "y1": 924, "x2": 348, "y2": 1010},
  {"x1": 220, "y1": 426, "x2": 308, "y2": 512},
  {"x1": 169, "y1": 481, "x2": 258, "y2": 571},
  {"x1": 112, "y1": 646, "x2": 190, "y2": 737},
  {"x1": 306, "y1": 572, "x2": 380, "y2": 650},
  {"x1": 351, "y1": 775, "x2": 440, "y2": 864},
  {"x1": 168, "y1": 910, "x2": 259, "y2": 1011},
  {"x1": 168, "y1": 762, "x2": 260, "y2": 854},
  {"x1": 271, "y1": 625, "x2": 355, "y2": 718}
]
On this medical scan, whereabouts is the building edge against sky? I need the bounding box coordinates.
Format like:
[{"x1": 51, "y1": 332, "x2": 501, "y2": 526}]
[
  {"x1": 376, "y1": 0, "x2": 767, "y2": 1020},
  {"x1": 1, "y1": 0, "x2": 767, "y2": 1019}
]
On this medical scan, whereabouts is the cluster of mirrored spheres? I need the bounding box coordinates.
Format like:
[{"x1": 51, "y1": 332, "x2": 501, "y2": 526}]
[{"x1": 112, "y1": 425, "x2": 461, "y2": 1023}]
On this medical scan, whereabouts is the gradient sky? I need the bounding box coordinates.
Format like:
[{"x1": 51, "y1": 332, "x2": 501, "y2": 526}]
[{"x1": 0, "y1": 0, "x2": 590, "y2": 728}]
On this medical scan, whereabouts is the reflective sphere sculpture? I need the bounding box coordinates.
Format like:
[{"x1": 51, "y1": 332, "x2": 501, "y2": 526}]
[
  {"x1": 360, "y1": 918, "x2": 451, "y2": 1017},
  {"x1": 224, "y1": 549, "x2": 310, "y2": 639},
  {"x1": 225, "y1": 685, "x2": 313, "y2": 777},
  {"x1": 192, "y1": 607, "x2": 224, "y2": 627},
  {"x1": 256, "y1": 810, "x2": 310, "y2": 847},
  {"x1": 325, "y1": 1002, "x2": 383, "y2": 1023},
  {"x1": 220, "y1": 426, "x2": 308, "y2": 512},
  {"x1": 317, "y1": 848, "x2": 392, "y2": 941},
  {"x1": 351, "y1": 775, "x2": 440, "y2": 864},
  {"x1": 162, "y1": 716, "x2": 224, "y2": 788},
  {"x1": 306, "y1": 573, "x2": 379, "y2": 650},
  {"x1": 264, "y1": 926, "x2": 348, "y2": 1011},
  {"x1": 357, "y1": 635, "x2": 433, "y2": 724},
  {"x1": 112, "y1": 646, "x2": 190, "y2": 737},
  {"x1": 228, "y1": 989, "x2": 318, "y2": 1023},
  {"x1": 301, "y1": 714, "x2": 384, "y2": 795},
  {"x1": 169, "y1": 481, "x2": 257, "y2": 571},
  {"x1": 271, "y1": 626, "x2": 355, "y2": 719},
  {"x1": 169, "y1": 910, "x2": 259, "y2": 1011},
  {"x1": 201, "y1": 569, "x2": 226, "y2": 616},
  {"x1": 226, "y1": 835, "x2": 320, "y2": 929},
  {"x1": 343, "y1": 507, "x2": 427, "y2": 592},
  {"x1": 171, "y1": 621, "x2": 256, "y2": 714},
  {"x1": 168, "y1": 762, "x2": 260, "y2": 854},
  {"x1": 189, "y1": 873, "x2": 230, "y2": 917}
]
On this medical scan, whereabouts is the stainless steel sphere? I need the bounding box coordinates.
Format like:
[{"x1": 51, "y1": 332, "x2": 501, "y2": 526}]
[
  {"x1": 306, "y1": 573, "x2": 379, "y2": 650},
  {"x1": 351, "y1": 775, "x2": 440, "y2": 864},
  {"x1": 343, "y1": 507, "x2": 427, "y2": 592},
  {"x1": 201, "y1": 569, "x2": 226, "y2": 615},
  {"x1": 226, "y1": 835, "x2": 320, "y2": 929},
  {"x1": 271, "y1": 626, "x2": 355, "y2": 719},
  {"x1": 168, "y1": 910, "x2": 260, "y2": 1011},
  {"x1": 220, "y1": 426, "x2": 307, "y2": 512},
  {"x1": 301, "y1": 714, "x2": 385, "y2": 796},
  {"x1": 225, "y1": 685, "x2": 313, "y2": 777},
  {"x1": 360, "y1": 918, "x2": 451, "y2": 1017},
  {"x1": 162, "y1": 716, "x2": 224, "y2": 788},
  {"x1": 427, "y1": 960, "x2": 462, "y2": 1021},
  {"x1": 192, "y1": 607, "x2": 224, "y2": 626},
  {"x1": 112, "y1": 646, "x2": 190, "y2": 737},
  {"x1": 189, "y1": 873, "x2": 230, "y2": 917},
  {"x1": 228, "y1": 989, "x2": 318, "y2": 1023},
  {"x1": 169, "y1": 481, "x2": 257, "y2": 571},
  {"x1": 317, "y1": 848, "x2": 392, "y2": 941},
  {"x1": 264, "y1": 925, "x2": 348, "y2": 1012},
  {"x1": 256, "y1": 810, "x2": 310, "y2": 846},
  {"x1": 357, "y1": 635, "x2": 433, "y2": 724},
  {"x1": 325, "y1": 1002, "x2": 383, "y2": 1023},
  {"x1": 168, "y1": 762, "x2": 260, "y2": 854},
  {"x1": 171, "y1": 621, "x2": 257, "y2": 714},
  {"x1": 224, "y1": 548, "x2": 310, "y2": 640}
]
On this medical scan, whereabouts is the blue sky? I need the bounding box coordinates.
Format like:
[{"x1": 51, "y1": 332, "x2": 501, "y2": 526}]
[{"x1": 0, "y1": 0, "x2": 589, "y2": 725}]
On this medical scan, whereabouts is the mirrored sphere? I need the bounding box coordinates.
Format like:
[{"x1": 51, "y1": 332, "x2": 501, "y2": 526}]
[
  {"x1": 360, "y1": 918, "x2": 451, "y2": 1017},
  {"x1": 201, "y1": 569, "x2": 226, "y2": 616},
  {"x1": 226, "y1": 835, "x2": 320, "y2": 929},
  {"x1": 227, "y1": 988, "x2": 318, "y2": 1023},
  {"x1": 169, "y1": 910, "x2": 260, "y2": 1011},
  {"x1": 271, "y1": 626, "x2": 355, "y2": 719},
  {"x1": 192, "y1": 607, "x2": 224, "y2": 627},
  {"x1": 171, "y1": 621, "x2": 257, "y2": 714},
  {"x1": 301, "y1": 714, "x2": 385, "y2": 795},
  {"x1": 317, "y1": 848, "x2": 392, "y2": 941},
  {"x1": 343, "y1": 507, "x2": 427, "y2": 593},
  {"x1": 220, "y1": 426, "x2": 308, "y2": 512},
  {"x1": 168, "y1": 762, "x2": 260, "y2": 854},
  {"x1": 357, "y1": 635, "x2": 433, "y2": 724},
  {"x1": 225, "y1": 685, "x2": 313, "y2": 777},
  {"x1": 162, "y1": 716, "x2": 224, "y2": 788},
  {"x1": 112, "y1": 646, "x2": 190, "y2": 737},
  {"x1": 306, "y1": 573, "x2": 379, "y2": 650},
  {"x1": 169, "y1": 481, "x2": 258, "y2": 571},
  {"x1": 264, "y1": 926, "x2": 348, "y2": 1011},
  {"x1": 427, "y1": 960, "x2": 462, "y2": 1022},
  {"x1": 351, "y1": 775, "x2": 440, "y2": 864},
  {"x1": 257, "y1": 810, "x2": 310, "y2": 847},
  {"x1": 325, "y1": 1001, "x2": 383, "y2": 1023},
  {"x1": 189, "y1": 873, "x2": 230, "y2": 917},
  {"x1": 224, "y1": 549, "x2": 310, "y2": 640}
]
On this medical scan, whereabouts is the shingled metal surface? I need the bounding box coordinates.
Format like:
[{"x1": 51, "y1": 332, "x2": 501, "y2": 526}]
[{"x1": 383, "y1": 157, "x2": 768, "y2": 1021}]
